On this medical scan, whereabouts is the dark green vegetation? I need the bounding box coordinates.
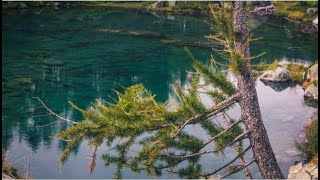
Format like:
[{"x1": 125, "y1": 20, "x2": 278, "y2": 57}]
[
  {"x1": 271, "y1": 1, "x2": 318, "y2": 22},
  {"x1": 295, "y1": 115, "x2": 318, "y2": 165}
]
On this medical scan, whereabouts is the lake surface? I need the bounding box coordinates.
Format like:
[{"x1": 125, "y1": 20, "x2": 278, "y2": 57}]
[{"x1": 2, "y1": 8, "x2": 318, "y2": 179}]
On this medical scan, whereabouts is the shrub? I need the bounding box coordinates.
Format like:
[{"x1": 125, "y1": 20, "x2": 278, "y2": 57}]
[{"x1": 295, "y1": 115, "x2": 318, "y2": 165}]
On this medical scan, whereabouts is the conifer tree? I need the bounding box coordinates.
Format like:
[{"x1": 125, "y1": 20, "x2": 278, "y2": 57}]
[{"x1": 34, "y1": 1, "x2": 284, "y2": 179}]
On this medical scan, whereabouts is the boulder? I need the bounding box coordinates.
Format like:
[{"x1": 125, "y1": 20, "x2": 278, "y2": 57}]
[
  {"x1": 313, "y1": 17, "x2": 318, "y2": 25},
  {"x1": 168, "y1": 0, "x2": 176, "y2": 7},
  {"x1": 306, "y1": 64, "x2": 318, "y2": 82},
  {"x1": 148, "y1": 0, "x2": 166, "y2": 9},
  {"x1": 304, "y1": 84, "x2": 318, "y2": 100},
  {"x1": 16, "y1": 2, "x2": 28, "y2": 9},
  {"x1": 307, "y1": 8, "x2": 318, "y2": 16},
  {"x1": 288, "y1": 162, "x2": 318, "y2": 179},
  {"x1": 260, "y1": 67, "x2": 291, "y2": 82},
  {"x1": 251, "y1": 1, "x2": 272, "y2": 7}
]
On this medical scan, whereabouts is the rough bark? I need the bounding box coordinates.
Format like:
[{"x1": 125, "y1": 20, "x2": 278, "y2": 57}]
[{"x1": 233, "y1": 1, "x2": 284, "y2": 179}]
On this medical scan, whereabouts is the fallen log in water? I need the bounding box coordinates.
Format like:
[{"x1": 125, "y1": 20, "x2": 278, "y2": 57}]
[
  {"x1": 97, "y1": 28, "x2": 224, "y2": 49},
  {"x1": 96, "y1": 28, "x2": 166, "y2": 38},
  {"x1": 160, "y1": 39, "x2": 224, "y2": 49},
  {"x1": 250, "y1": 5, "x2": 275, "y2": 15}
]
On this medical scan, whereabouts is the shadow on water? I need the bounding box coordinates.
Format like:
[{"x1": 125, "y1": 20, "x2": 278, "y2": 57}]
[{"x1": 2, "y1": 8, "x2": 318, "y2": 178}]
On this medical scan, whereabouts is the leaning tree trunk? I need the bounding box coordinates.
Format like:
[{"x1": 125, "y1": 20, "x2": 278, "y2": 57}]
[{"x1": 233, "y1": 1, "x2": 284, "y2": 179}]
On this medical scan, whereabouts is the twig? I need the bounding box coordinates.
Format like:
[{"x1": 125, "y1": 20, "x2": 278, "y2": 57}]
[
  {"x1": 32, "y1": 113, "x2": 52, "y2": 118},
  {"x1": 199, "y1": 117, "x2": 244, "y2": 149},
  {"x1": 171, "y1": 132, "x2": 248, "y2": 159},
  {"x1": 221, "y1": 158, "x2": 256, "y2": 179},
  {"x1": 38, "y1": 120, "x2": 59, "y2": 127},
  {"x1": 203, "y1": 145, "x2": 252, "y2": 177},
  {"x1": 32, "y1": 97, "x2": 78, "y2": 125},
  {"x1": 173, "y1": 93, "x2": 239, "y2": 138}
]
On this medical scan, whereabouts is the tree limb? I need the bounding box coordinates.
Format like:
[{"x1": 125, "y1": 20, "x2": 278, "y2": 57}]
[
  {"x1": 32, "y1": 97, "x2": 78, "y2": 125},
  {"x1": 221, "y1": 158, "x2": 256, "y2": 179},
  {"x1": 202, "y1": 145, "x2": 252, "y2": 177},
  {"x1": 173, "y1": 93, "x2": 239, "y2": 138},
  {"x1": 170, "y1": 131, "x2": 248, "y2": 159}
]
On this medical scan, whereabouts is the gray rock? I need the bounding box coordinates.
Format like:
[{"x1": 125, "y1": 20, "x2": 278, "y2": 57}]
[
  {"x1": 288, "y1": 162, "x2": 318, "y2": 179},
  {"x1": 304, "y1": 84, "x2": 318, "y2": 100},
  {"x1": 289, "y1": 162, "x2": 303, "y2": 174},
  {"x1": 307, "y1": 8, "x2": 318, "y2": 16},
  {"x1": 168, "y1": 0, "x2": 176, "y2": 7},
  {"x1": 260, "y1": 67, "x2": 291, "y2": 82},
  {"x1": 313, "y1": 17, "x2": 318, "y2": 25},
  {"x1": 306, "y1": 64, "x2": 318, "y2": 82},
  {"x1": 148, "y1": 0, "x2": 166, "y2": 9},
  {"x1": 17, "y1": 2, "x2": 28, "y2": 9},
  {"x1": 251, "y1": 1, "x2": 272, "y2": 7}
]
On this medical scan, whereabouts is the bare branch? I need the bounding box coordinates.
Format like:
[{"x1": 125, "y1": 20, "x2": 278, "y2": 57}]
[
  {"x1": 32, "y1": 113, "x2": 53, "y2": 118},
  {"x1": 171, "y1": 132, "x2": 248, "y2": 159},
  {"x1": 38, "y1": 120, "x2": 59, "y2": 127},
  {"x1": 173, "y1": 93, "x2": 239, "y2": 138},
  {"x1": 32, "y1": 97, "x2": 78, "y2": 125},
  {"x1": 221, "y1": 158, "x2": 256, "y2": 179},
  {"x1": 203, "y1": 145, "x2": 252, "y2": 177},
  {"x1": 199, "y1": 117, "x2": 244, "y2": 149}
]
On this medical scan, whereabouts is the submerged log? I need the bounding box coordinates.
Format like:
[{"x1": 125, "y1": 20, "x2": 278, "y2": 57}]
[
  {"x1": 97, "y1": 28, "x2": 224, "y2": 49},
  {"x1": 250, "y1": 5, "x2": 275, "y2": 15}
]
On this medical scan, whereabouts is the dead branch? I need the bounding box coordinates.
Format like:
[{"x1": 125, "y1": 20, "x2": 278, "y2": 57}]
[
  {"x1": 221, "y1": 158, "x2": 256, "y2": 179},
  {"x1": 32, "y1": 97, "x2": 78, "y2": 125},
  {"x1": 203, "y1": 145, "x2": 252, "y2": 177},
  {"x1": 171, "y1": 132, "x2": 248, "y2": 159},
  {"x1": 250, "y1": 5, "x2": 275, "y2": 15},
  {"x1": 173, "y1": 93, "x2": 239, "y2": 138},
  {"x1": 199, "y1": 117, "x2": 244, "y2": 149},
  {"x1": 222, "y1": 113, "x2": 252, "y2": 179}
]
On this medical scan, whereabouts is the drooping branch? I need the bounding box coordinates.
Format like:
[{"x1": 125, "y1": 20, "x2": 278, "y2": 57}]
[
  {"x1": 202, "y1": 145, "x2": 252, "y2": 178},
  {"x1": 170, "y1": 132, "x2": 248, "y2": 159},
  {"x1": 173, "y1": 93, "x2": 239, "y2": 138},
  {"x1": 221, "y1": 158, "x2": 256, "y2": 179},
  {"x1": 32, "y1": 97, "x2": 78, "y2": 125},
  {"x1": 222, "y1": 113, "x2": 252, "y2": 179},
  {"x1": 199, "y1": 117, "x2": 244, "y2": 149}
]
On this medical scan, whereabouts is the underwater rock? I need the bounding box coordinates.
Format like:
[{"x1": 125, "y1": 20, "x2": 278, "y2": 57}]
[
  {"x1": 14, "y1": 78, "x2": 33, "y2": 86},
  {"x1": 260, "y1": 67, "x2": 291, "y2": 82},
  {"x1": 16, "y1": 2, "x2": 28, "y2": 9}
]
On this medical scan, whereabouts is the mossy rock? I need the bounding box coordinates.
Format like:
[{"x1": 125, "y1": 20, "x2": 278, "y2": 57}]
[{"x1": 14, "y1": 77, "x2": 33, "y2": 86}]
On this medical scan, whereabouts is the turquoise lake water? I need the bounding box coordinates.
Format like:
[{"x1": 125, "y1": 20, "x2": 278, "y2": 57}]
[{"x1": 2, "y1": 8, "x2": 318, "y2": 178}]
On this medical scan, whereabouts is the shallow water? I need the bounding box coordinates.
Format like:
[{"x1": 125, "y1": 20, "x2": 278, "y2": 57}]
[{"x1": 2, "y1": 8, "x2": 318, "y2": 178}]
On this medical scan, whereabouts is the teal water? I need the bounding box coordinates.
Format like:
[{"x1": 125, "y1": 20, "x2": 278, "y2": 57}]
[{"x1": 2, "y1": 8, "x2": 318, "y2": 179}]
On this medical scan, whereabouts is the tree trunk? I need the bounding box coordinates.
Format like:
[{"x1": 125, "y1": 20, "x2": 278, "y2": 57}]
[{"x1": 233, "y1": 1, "x2": 284, "y2": 179}]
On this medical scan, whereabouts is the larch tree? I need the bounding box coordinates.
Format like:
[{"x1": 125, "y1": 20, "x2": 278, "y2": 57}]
[{"x1": 33, "y1": 1, "x2": 284, "y2": 179}]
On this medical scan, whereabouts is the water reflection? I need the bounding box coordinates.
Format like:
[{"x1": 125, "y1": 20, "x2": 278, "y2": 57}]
[{"x1": 2, "y1": 8, "x2": 318, "y2": 178}]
